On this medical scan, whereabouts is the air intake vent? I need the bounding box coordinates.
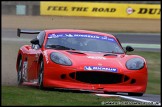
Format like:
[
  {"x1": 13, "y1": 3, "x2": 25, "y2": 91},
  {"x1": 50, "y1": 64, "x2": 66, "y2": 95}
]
[
  {"x1": 69, "y1": 71, "x2": 129, "y2": 84},
  {"x1": 69, "y1": 72, "x2": 75, "y2": 79},
  {"x1": 124, "y1": 76, "x2": 129, "y2": 82}
]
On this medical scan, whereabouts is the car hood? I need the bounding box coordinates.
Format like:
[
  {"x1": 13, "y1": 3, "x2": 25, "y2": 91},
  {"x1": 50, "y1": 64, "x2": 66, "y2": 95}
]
[
  {"x1": 48, "y1": 50, "x2": 132, "y2": 71},
  {"x1": 45, "y1": 49, "x2": 145, "y2": 72}
]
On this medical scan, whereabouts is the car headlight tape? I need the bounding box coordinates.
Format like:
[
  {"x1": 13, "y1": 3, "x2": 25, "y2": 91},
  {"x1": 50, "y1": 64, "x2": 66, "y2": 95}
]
[
  {"x1": 126, "y1": 58, "x2": 144, "y2": 70},
  {"x1": 50, "y1": 52, "x2": 72, "y2": 66}
]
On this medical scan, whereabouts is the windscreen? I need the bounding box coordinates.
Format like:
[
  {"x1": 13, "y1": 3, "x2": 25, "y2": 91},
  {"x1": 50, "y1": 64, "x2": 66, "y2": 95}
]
[{"x1": 45, "y1": 32, "x2": 124, "y2": 53}]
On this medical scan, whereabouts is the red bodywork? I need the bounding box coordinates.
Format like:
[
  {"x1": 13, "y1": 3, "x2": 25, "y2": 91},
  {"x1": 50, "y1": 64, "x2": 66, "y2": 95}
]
[{"x1": 16, "y1": 29, "x2": 147, "y2": 94}]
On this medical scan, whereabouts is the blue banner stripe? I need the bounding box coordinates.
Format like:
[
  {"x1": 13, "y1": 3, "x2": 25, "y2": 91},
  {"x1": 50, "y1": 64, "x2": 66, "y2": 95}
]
[
  {"x1": 48, "y1": 33, "x2": 116, "y2": 42},
  {"x1": 84, "y1": 66, "x2": 117, "y2": 72}
]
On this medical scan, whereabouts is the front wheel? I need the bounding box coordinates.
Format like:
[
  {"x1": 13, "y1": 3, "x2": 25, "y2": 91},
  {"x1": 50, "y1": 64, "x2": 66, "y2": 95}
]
[
  {"x1": 38, "y1": 60, "x2": 44, "y2": 89},
  {"x1": 128, "y1": 92, "x2": 143, "y2": 96},
  {"x1": 17, "y1": 58, "x2": 23, "y2": 85}
]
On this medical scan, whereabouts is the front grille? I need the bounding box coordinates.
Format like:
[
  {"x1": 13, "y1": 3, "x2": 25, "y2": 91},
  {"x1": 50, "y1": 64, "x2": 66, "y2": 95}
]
[{"x1": 69, "y1": 71, "x2": 129, "y2": 84}]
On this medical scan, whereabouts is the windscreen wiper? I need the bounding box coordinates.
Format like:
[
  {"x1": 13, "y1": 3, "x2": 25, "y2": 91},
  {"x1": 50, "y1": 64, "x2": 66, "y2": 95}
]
[
  {"x1": 103, "y1": 51, "x2": 123, "y2": 56},
  {"x1": 46, "y1": 44, "x2": 75, "y2": 50},
  {"x1": 103, "y1": 53, "x2": 117, "y2": 56}
]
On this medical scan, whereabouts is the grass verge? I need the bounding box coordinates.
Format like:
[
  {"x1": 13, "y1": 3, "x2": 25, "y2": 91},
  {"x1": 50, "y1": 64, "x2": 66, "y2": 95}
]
[{"x1": 2, "y1": 86, "x2": 122, "y2": 106}]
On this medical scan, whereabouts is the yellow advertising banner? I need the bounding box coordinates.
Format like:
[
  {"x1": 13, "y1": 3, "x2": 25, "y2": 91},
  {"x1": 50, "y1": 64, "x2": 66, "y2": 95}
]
[{"x1": 40, "y1": 1, "x2": 160, "y2": 19}]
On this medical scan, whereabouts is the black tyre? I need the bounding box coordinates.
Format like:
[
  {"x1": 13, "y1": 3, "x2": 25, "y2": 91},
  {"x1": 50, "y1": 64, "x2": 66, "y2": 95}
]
[
  {"x1": 128, "y1": 92, "x2": 143, "y2": 96},
  {"x1": 17, "y1": 58, "x2": 23, "y2": 85},
  {"x1": 38, "y1": 60, "x2": 44, "y2": 89}
]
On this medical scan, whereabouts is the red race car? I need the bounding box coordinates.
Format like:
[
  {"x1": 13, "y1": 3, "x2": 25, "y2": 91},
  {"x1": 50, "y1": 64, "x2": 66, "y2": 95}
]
[{"x1": 16, "y1": 29, "x2": 147, "y2": 96}]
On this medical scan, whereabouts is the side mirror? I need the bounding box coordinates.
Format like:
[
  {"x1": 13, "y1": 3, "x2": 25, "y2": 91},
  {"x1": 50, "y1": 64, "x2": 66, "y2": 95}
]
[
  {"x1": 30, "y1": 38, "x2": 39, "y2": 45},
  {"x1": 126, "y1": 46, "x2": 134, "y2": 53}
]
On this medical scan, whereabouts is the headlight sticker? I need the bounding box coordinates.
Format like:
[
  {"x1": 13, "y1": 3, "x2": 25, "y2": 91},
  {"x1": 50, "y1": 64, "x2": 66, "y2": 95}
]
[
  {"x1": 126, "y1": 58, "x2": 144, "y2": 70},
  {"x1": 84, "y1": 66, "x2": 117, "y2": 72},
  {"x1": 50, "y1": 52, "x2": 72, "y2": 66}
]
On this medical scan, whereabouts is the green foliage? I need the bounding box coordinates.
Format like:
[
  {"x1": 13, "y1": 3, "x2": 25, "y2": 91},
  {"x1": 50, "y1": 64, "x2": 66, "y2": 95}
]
[{"x1": 2, "y1": 86, "x2": 122, "y2": 106}]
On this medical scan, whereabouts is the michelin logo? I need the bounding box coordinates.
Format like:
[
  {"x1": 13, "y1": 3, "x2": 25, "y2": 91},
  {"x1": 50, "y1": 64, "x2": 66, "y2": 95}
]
[{"x1": 84, "y1": 66, "x2": 117, "y2": 72}]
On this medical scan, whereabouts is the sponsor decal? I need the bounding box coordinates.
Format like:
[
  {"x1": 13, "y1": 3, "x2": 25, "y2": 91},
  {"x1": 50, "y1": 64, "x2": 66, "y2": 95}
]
[
  {"x1": 126, "y1": 7, "x2": 135, "y2": 14},
  {"x1": 87, "y1": 56, "x2": 106, "y2": 60},
  {"x1": 48, "y1": 33, "x2": 63, "y2": 38},
  {"x1": 48, "y1": 33, "x2": 116, "y2": 42},
  {"x1": 41, "y1": 2, "x2": 160, "y2": 19},
  {"x1": 137, "y1": 8, "x2": 160, "y2": 15},
  {"x1": 91, "y1": 8, "x2": 116, "y2": 13},
  {"x1": 84, "y1": 66, "x2": 117, "y2": 72},
  {"x1": 43, "y1": 50, "x2": 49, "y2": 64},
  {"x1": 126, "y1": 7, "x2": 160, "y2": 15},
  {"x1": 98, "y1": 63, "x2": 102, "y2": 66}
]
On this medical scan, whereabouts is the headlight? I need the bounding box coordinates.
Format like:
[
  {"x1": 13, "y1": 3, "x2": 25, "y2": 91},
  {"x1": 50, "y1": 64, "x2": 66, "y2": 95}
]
[
  {"x1": 126, "y1": 58, "x2": 144, "y2": 70},
  {"x1": 50, "y1": 52, "x2": 72, "y2": 66}
]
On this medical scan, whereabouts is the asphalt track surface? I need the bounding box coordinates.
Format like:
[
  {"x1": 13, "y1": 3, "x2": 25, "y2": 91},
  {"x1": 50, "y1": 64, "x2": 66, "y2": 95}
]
[
  {"x1": 2, "y1": 28, "x2": 160, "y2": 45},
  {"x1": 1, "y1": 28, "x2": 161, "y2": 104},
  {"x1": 2, "y1": 29, "x2": 160, "y2": 43}
]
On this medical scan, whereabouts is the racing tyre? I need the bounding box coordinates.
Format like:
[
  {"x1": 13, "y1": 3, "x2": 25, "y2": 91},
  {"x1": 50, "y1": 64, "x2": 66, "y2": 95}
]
[
  {"x1": 38, "y1": 60, "x2": 44, "y2": 89},
  {"x1": 128, "y1": 92, "x2": 143, "y2": 96},
  {"x1": 17, "y1": 58, "x2": 23, "y2": 85}
]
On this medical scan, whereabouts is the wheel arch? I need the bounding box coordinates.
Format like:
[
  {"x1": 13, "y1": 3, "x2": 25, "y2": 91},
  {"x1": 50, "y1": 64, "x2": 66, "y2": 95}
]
[
  {"x1": 38, "y1": 53, "x2": 45, "y2": 89},
  {"x1": 37, "y1": 53, "x2": 44, "y2": 74},
  {"x1": 16, "y1": 46, "x2": 30, "y2": 72}
]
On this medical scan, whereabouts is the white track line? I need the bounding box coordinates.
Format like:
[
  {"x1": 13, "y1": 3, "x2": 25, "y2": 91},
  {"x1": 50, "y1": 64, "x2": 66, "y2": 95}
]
[
  {"x1": 122, "y1": 43, "x2": 160, "y2": 49},
  {"x1": 96, "y1": 94, "x2": 161, "y2": 105}
]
